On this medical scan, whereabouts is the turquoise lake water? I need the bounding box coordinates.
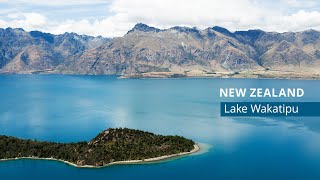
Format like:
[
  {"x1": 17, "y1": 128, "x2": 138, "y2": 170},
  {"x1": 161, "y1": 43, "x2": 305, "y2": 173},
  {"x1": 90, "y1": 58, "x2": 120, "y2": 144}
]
[{"x1": 0, "y1": 75, "x2": 320, "y2": 179}]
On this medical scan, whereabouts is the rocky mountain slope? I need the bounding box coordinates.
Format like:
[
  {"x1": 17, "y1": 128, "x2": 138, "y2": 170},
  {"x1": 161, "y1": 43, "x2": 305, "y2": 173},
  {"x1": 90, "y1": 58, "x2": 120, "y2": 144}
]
[
  {"x1": 57, "y1": 24, "x2": 320, "y2": 75},
  {"x1": 0, "y1": 28, "x2": 109, "y2": 73},
  {"x1": 1, "y1": 24, "x2": 320, "y2": 76}
]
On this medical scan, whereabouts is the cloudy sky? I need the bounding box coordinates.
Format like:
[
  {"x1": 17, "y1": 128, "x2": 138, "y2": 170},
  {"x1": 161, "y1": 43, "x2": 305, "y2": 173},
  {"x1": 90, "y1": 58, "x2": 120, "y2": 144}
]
[{"x1": 0, "y1": 0, "x2": 319, "y2": 37}]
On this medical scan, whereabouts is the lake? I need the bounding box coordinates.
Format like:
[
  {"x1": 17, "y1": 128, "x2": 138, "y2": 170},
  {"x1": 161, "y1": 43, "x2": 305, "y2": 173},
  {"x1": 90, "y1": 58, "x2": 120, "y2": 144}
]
[{"x1": 0, "y1": 75, "x2": 320, "y2": 179}]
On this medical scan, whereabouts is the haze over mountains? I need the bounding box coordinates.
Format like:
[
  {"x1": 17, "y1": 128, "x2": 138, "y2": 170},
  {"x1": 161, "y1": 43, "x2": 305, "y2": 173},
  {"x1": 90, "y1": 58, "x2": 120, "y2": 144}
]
[{"x1": 1, "y1": 23, "x2": 320, "y2": 76}]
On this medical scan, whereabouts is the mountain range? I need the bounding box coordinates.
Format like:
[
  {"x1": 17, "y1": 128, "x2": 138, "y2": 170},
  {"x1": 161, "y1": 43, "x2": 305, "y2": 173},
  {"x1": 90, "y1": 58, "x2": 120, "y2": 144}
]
[
  {"x1": 1, "y1": 23, "x2": 320, "y2": 77},
  {"x1": 0, "y1": 28, "x2": 109, "y2": 74}
]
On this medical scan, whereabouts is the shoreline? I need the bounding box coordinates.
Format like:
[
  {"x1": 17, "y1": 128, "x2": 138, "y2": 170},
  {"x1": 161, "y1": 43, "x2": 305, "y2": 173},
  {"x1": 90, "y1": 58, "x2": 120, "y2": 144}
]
[
  {"x1": 0, "y1": 72, "x2": 320, "y2": 80},
  {"x1": 1, "y1": 69, "x2": 320, "y2": 80},
  {"x1": 117, "y1": 69, "x2": 320, "y2": 80},
  {"x1": 0, "y1": 144, "x2": 200, "y2": 168}
]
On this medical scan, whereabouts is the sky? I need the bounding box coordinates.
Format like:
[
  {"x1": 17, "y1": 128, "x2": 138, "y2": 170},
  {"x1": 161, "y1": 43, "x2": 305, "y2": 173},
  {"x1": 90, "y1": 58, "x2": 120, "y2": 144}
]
[{"x1": 0, "y1": 0, "x2": 319, "y2": 37}]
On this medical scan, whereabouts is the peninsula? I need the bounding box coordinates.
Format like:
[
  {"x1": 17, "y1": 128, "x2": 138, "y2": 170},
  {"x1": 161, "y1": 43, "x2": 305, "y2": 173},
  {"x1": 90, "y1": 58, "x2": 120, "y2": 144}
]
[{"x1": 0, "y1": 128, "x2": 199, "y2": 167}]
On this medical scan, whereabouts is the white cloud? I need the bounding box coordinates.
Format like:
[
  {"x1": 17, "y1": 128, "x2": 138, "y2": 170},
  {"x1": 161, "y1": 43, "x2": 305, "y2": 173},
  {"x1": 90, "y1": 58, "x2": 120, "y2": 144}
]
[
  {"x1": 7, "y1": 13, "x2": 21, "y2": 19},
  {"x1": 1, "y1": 13, "x2": 47, "y2": 29},
  {"x1": 0, "y1": 0, "x2": 320, "y2": 37},
  {"x1": 109, "y1": 0, "x2": 269, "y2": 28},
  {"x1": 77, "y1": 0, "x2": 320, "y2": 36},
  {"x1": 0, "y1": 19, "x2": 6, "y2": 27},
  {"x1": 281, "y1": 0, "x2": 318, "y2": 8},
  {"x1": 6, "y1": 0, "x2": 110, "y2": 6},
  {"x1": 282, "y1": 0, "x2": 302, "y2": 7},
  {"x1": 23, "y1": 13, "x2": 47, "y2": 27},
  {"x1": 280, "y1": 10, "x2": 320, "y2": 31}
]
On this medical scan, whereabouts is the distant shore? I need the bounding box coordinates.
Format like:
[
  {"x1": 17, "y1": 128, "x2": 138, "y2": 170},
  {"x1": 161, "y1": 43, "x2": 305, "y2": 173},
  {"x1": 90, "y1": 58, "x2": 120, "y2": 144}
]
[
  {"x1": 1, "y1": 69, "x2": 320, "y2": 80},
  {"x1": 0, "y1": 144, "x2": 200, "y2": 168},
  {"x1": 119, "y1": 70, "x2": 320, "y2": 80}
]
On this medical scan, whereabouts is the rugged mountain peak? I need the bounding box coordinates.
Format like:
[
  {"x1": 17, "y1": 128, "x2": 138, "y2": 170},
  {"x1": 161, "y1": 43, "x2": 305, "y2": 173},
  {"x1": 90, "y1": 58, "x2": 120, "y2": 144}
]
[
  {"x1": 235, "y1": 29, "x2": 264, "y2": 37},
  {"x1": 0, "y1": 28, "x2": 108, "y2": 73},
  {"x1": 171, "y1": 26, "x2": 199, "y2": 33},
  {"x1": 60, "y1": 32, "x2": 78, "y2": 39},
  {"x1": 303, "y1": 29, "x2": 319, "y2": 33},
  {"x1": 211, "y1": 26, "x2": 234, "y2": 37},
  {"x1": 300, "y1": 29, "x2": 320, "y2": 44},
  {"x1": 127, "y1": 23, "x2": 161, "y2": 34},
  {"x1": 5, "y1": 27, "x2": 24, "y2": 32},
  {"x1": 234, "y1": 29, "x2": 265, "y2": 45},
  {"x1": 1, "y1": 27, "x2": 28, "y2": 36},
  {"x1": 170, "y1": 26, "x2": 203, "y2": 38},
  {"x1": 30, "y1": 31, "x2": 54, "y2": 44}
]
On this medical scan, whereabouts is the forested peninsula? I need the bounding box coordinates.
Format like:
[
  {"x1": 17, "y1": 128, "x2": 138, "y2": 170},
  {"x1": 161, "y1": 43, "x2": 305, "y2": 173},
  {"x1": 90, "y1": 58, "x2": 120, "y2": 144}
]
[{"x1": 0, "y1": 128, "x2": 198, "y2": 167}]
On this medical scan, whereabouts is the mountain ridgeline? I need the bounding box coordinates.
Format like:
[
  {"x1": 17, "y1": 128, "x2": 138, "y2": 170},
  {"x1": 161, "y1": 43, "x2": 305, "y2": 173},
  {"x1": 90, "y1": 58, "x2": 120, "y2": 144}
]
[
  {"x1": 0, "y1": 28, "x2": 109, "y2": 73},
  {"x1": 1, "y1": 24, "x2": 320, "y2": 75}
]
